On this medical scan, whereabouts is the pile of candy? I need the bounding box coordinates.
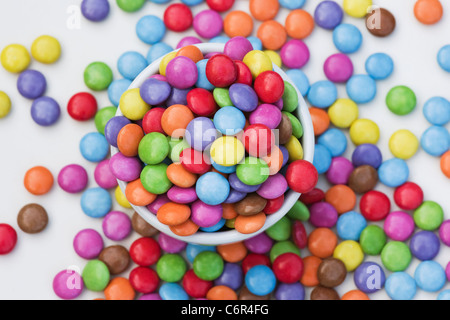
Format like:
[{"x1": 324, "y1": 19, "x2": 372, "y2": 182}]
[{"x1": 0, "y1": 0, "x2": 450, "y2": 301}]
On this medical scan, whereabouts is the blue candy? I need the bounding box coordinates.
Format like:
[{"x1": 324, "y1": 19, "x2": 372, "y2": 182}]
[
  {"x1": 150, "y1": 0, "x2": 171, "y2": 3},
  {"x1": 421, "y1": 125, "x2": 450, "y2": 156},
  {"x1": 336, "y1": 211, "x2": 367, "y2": 241},
  {"x1": 279, "y1": 0, "x2": 306, "y2": 9},
  {"x1": 117, "y1": 51, "x2": 148, "y2": 81},
  {"x1": 414, "y1": 261, "x2": 446, "y2": 292},
  {"x1": 159, "y1": 283, "x2": 189, "y2": 300},
  {"x1": 213, "y1": 106, "x2": 246, "y2": 136},
  {"x1": 365, "y1": 53, "x2": 394, "y2": 80},
  {"x1": 245, "y1": 265, "x2": 277, "y2": 296},
  {"x1": 200, "y1": 218, "x2": 226, "y2": 232},
  {"x1": 136, "y1": 15, "x2": 166, "y2": 45},
  {"x1": 30, "y1": 96, "x2": 61, "y2": 126},
  {"x1": 147, "y1": 42, "x2": 173, "y2": 64},
  {"x1": 196, "y1": 59, "x2": 214, "y2": 90},
  {"x1": 108, "y1": 79, "x2": 132, "y2": 107},
  {"x1": 313, "y1": 144, "x2": 332, "y2": 174},
  {"x1": 378, "y1": 158, "x2": 409, "y2": 188},
  {"x1": 346, "y1": 74, "x2": 377, "y2": 104},
  {"x1": 247, "y1": 36, "x2": 263, "y2": 51},
  {"x1": 181, "y1": 0, "x2": 204, "y2": 5},
  {"x1": 437, "y1": 290, "x2": 450, "y2": 300},
  {"x1": 80, "y1": 132, "x2": 109, "y2": 162},
  {"x1": 307, "y1": 80, "x2": 337, "y2": 108},
  {"x1": 437, "y1": 44, "x2": 450, "y2": 72},
  {"x1": 80, "y1": 187, "x2": 112, "y2": 218},
  {"x1": 385, "y1": 272, "x2": 417, "y2": 300},
  {"x1": 185, "y1": 244, "x2": 216, "y2": 263},
  {"x1": 333, "y1": 23, "x2": 362, "y2": 54},
  {"x1": 196, "y1": 172, "x2": 230, "y2": 205},
  {"x1": 212, "y1": 160, "x2": 237, "y2": 174},
  {"x1": 285, "y1": 69, "x2": 310, "y2": 96},
  {"x1": 317, "y1": 128, "x2": 347, "y2": 157},
  {"x1": 423, "y1": 97, "x2": 450, "y2": 126},
  {"x1": 209, "y1": 35, "x2": 230, "y2": 44}
]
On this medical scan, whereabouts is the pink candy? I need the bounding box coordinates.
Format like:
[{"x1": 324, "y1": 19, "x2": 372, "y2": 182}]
[
  {"x1": 193, "y1": 10, "x2": 223, "y2": 39},
  {"x1": 439, "y1": 220, "x2": 450, "y2": 246},
  {"x1": 324, "y1": 53, "x2": 354, "y2": 83},
  {"x1": 309, "y1": 202, "x2": 338, "y2": 228},
  {"x1": 191, "y1": 200, "x2": 222, "y2": 228},
  {"x1": 280, "y1": 40, "x2": 310, "y2": 69},
  {"x1": 53, "y1": 269, "x2": 84, "y2": 300},
  {"x1": 249, "y1": 104, "x2": 282, "y2": 129},
  {"x1": 102, "y1": 211, "x2": 132, "y2": 241},
  {"x1": 58, "y1": 164, "x2": 88, "y2": 193},
  {"x1": 94, "y1": 159, "x2": 118, "y2": 189},
  {"x1": 384, "y1": 211, "x2": 415, "y2": 241},
  {"x1": 73, "y1": 229, "x2": 104, "y2": 259}
]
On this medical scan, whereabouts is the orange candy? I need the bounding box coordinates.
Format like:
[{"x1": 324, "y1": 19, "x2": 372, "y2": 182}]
[
  {"x1": 414, "y1": 0, "x2": 443, "y2": 25},
  {"x1": 309, "y1": 107, "x2": 330, "y2": 136},
  {"x1": 300, "y1": 256, "x2": 322, "y2": 287},
  {"x1": 125, "y1": 179, "x2": 156, "y2": 206},
  {"x1": 161, "y1": 104, "x2": 194, "y2": 138},
  {"x1": 169, "y1": 219, "x2": 199, "y2": 236},
  {"x1": 257, "y1": 20, "x2": 287, "y2": 51},
  {"x1": 24, "y1": 166, "x2": 54, "y2": 195},
  {"x1": 217, "y1": 241, "x2": 248, "y2": 263},
  {"x1": 341, "y1": 290, "x2": 370, "y2": 300},
  {"x1": 157, "y1": 202, "x2": 191, "y2": 226},
  {"x1": 166, "y1": 163, "x2": 198, "y2": 188},
  {"x1": 249, "y1": 0, "x2": 279, "y2": 21},
  {"x1": 285, "y1": 9, "x2": 315, "y2": 39},
  {"x1": 325, "y1": 184, "x2": 357, "y2": 214},
  {"x1": 206, "y1": 285, "x2": 238, "y2": 300},
  {"x1": 104, "y1": 277, "x2": 135, "y2": 300},
  {"x1": 222, "y1": 203, "x2": 238, "y2": 220},
  {"x1": 117, "y1": 123, "x2": 145, "y2": 157},
  {"x1": 176, "y1": 45, "x2": 204, "y2": 63},
  {"x1": 224, "y1": 11, "x2": 254, "y2": 38},
  {"x1": 441, "y1": 150, "x2": 450, "y2": 178},
  {"x1": 234, "y1": 212, "x2": 266, "y2": 234},
  {"x1": 307, "y1": 227, "x2": 338, "y2": 258},
  {"x1": 262, "y1": 145, "x2": 283, "y2": 175}
]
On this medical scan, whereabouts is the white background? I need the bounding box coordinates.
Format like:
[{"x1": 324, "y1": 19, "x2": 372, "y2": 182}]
[{"x1": 0, "y1": 0, "x2": 449, "y2": 300}]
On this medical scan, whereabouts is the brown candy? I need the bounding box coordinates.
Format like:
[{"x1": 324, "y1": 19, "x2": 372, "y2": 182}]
[
  {"x1": 276, "y1": 113, "x2": 293, "y2": 145},
  {"x1": 131, "y1": 211, "x2": 159, "y2": 237},
  {"x1": 366, "y1": 8, "x2": 396, "y2": 37},
  {"x1": 238, "y1": 285, "x2": 270, "y2": 300},
  {"x1": 317, "y1": 258, "x2": 347, "y2": 288},
  {"x1": 98, "y1": 245, "x2": 131, "y2": 275},
  {"x1": 310, "y1": 286, "x2": 340, "y2": 300},
  {"x1": 234, "y1": 193, "x2": 267, "y2": 216},
  {"x1": 17, "y1": 203, "x2": 48, "y2": 234},
  {"x1": 348, "y1": 165, "x2": 378, "y2": 194}
]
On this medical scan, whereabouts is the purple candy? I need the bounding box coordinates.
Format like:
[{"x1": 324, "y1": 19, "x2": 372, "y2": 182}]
[
  {"x1": 139, "y1": 293, "x2": 162, "y2": 300},
  {"x1": 279, "y1": 145, "x2": 289, "y2": 167},
  {"x1": 280, "y1": 40, "x2": 310, "y2": 69},
  {"x1": 166, "y1": 56, "x2": 198, "y2": 90},
  {"x1": 73, "y1": 229, "x2": 104, "y2": 259},
  {"x1": 191, "y1": 200, "x2": 223, "y2": 228},
  {"x1": 81, "y1": 0, "x2": 110, "y2": 22},
  {"x1": 354, "y1": 262, "x2": 385, "y2": 294},
  {"x1": 214, "y1": 263, "x2": 243, "y2": 290},
  {"x1": 224, "y1": 36, "x2": 253, "y2": 61},
  {"x1": 324, "y1": 53, "x2": 354, "y2": 83},
  {"x1": 30, "y1": 96, "x2": 61, "y2": 126},
  {"x1": 53, "y1": 269, "x2": 84, "y2": 300},
  {"x1": 147, "y1": 194, "x2": 170, "y2": 214},
  {"x1": 274, "y1": 98, "x2": 284, "y2": 110},
  {"x1": 102, "y1": 211, "x2": 132, "y2": 241},
  {"x1": 176, "y1": 36, "x2": 202, "y2": 49},
  {"x1": 383, "y1": 211, "x2": 415, "y2": 241},
  {"x1": 410, "y1": 230, "x2": 441, "y2": 261},
  {"x1": 275, "y1": 283, "x2": 305, "y2": 300},
  {"x1": 309, "y1": 202, "x2": 338, "y2": 228},
  {"x1": 17, "y1": 69, "x2": 47, "y2": 99},
  {"x1": 249, "y1": 104, "x2": 282, "y2": 129},
  {"x1": 140, "y1": 78, "x2": 172, "y2": 105},
  {"x1": 439, "y1": 220, "x2": 450, "y2": 247},
  {"x1": 109, "y1": 152, "x2": 142, "y2": 182},
  {"x1": 58, "y1": 164, "x2": 88, "y2": 193},
  {"x1": 166, "y1": 87, "x2": 190, "y2": 106},
  {"x1": 167, "y1": 186, "x2": 198, "y2": 204},
  {"x1": 157, "y1": 233, "x2": 187, "y2": 253},
  {"x1": 193, "y1": 10, "x2": 223, "y2": 39},
  {"x1": 94, "y1": 159, "x2": 118, "y2": 189},
  {"x1": 314, "y1": 0, "x2": 344, "y2": 30},
  {"x1": 243, "y1": 232, "x2": 274, "y2": 254},
  {"x1": 185, "y1": 117, "x2": 218, "y2": 151},
  {"x1": 105, "y1": 116, "x2": 131, "y2": 148},
  {"x1": 256, "y1": 173, "x2": 288, "y2": 200},
  {"x1": 224, "y1": 189, "x2": 247, "y2": 203},
  {"x1": 326, "y1": 156, "x2": 354, "y2": 185},
  {"x1": 352, "y1": 143, "x2": 383, "y2": 168},
  {"x1": 229, "y1": 83, "x2": 259, "y2": 112},
  {"x1": 229, "y1": 173, "x2": 261, "y2": 193}
]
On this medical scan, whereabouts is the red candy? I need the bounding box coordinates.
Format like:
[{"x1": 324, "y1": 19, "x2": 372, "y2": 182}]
[
  {"x1": 129, "y1": 237, "x2": 161, "y2": 267},
  {"x1": 186, "y1": 88, "x2": 218, "y2": 117},
  {"x1": 254, "y1": 71, "x2": 285, "y2": 104},
  {"x1": 234, "y1": 60, "x2": 253, "y2": 86},
  {"x1": 243, "y1": 123, "x2": 275, "y2": 157},
  {"x1": 360, "y1": 190, "x2": 391, "y2": 221},
  {"x1": 299, "y1": 188, "x2": 325, "y2": 205},
  {"x1": 263, "y1": 194, "x2": 284, "y2": 214},
  {"x1": 129, "y1": 266, "x2": 159, "y2": 294},
  {"x1": 272, "y1": 252, "x2": 304, "y2": 284},
  {"x1": 241, "y1": 253, "x2": 271, "y2": 274},
  {"x1": 142, "y1": 107, "x2": 165, "y2": 134},
  {"x1": 393, "y1": 182, "x2": 424, "y2": 210},
  {"x1": 163, "y1": 3, "x2": 193, "y2": 32},
  {"x1": 0, "y1": 223, "x2": 17, "y2": 255},
  {"x1": 286, "y1": 160, "x2": 319, "y2": 194},
  {"x1": 205, "y1": 54, "x2": 238, "y2": 88},
  {"x1": 182, "y1": 269, "x2": 213, "y2": 298},
  {"x1": 67, "y1": 92, "x2": 98, "y2": 121},
  {"x1": 292, "y1": 220, "x2": 308, "y2": 249},
  {"x1": 180, "y1": 148, "x2": 212, "y2": 174},
  {"x1": 206, "y1": 0, "x2": 235, "y2": 12}
]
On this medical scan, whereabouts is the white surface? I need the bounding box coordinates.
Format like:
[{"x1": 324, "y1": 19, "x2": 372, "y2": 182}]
[{"x1": 0, "y1": 0, "x2": 449, "y2": 300}]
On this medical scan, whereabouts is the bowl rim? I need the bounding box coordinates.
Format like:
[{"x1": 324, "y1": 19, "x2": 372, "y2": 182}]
[{"x1": 111, "y1": 42, "x2": 314, "y2": 246}]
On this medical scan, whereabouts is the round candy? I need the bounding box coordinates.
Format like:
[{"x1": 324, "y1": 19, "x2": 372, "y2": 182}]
[
  {"x1": 333, "y1": 23, "x2": 362, "y2": 53},
  {"x1": 117, "y1": 123, "x2": 145, "y2": 158},
  {"x1": 102, "y1": 211, "x2": 132, "y2": 241},
  {"x1": 165, "y1": 56, "x2": 198, "y2": 90},
  {"x1": 378, "y1": 158, "x2": 409, "y2": 188},
  {"x1": 273, "y1": 253, "x2": 304, "y2": 284},
  {"x1": 206, "y1": 54, "x2": 237, "y2": 88},
  {"x1": 73, "y1": 229, "x2": 104, "y2": 259},
  {"x1": 285, "y1": 9, "x2": 314, "y2": 39},
  {"x1": 327, "y1": 98, "x2": 358, "y2": 129},
  {"x1": 437, "y1": 45, "x2": 450, "y2": 73},
  {"x1": 67, "y1": 92, "x2": 97, "y2": 121},
  {"x1": 318, "y1": 128, "x2": 347, "y2": 157},
  {"x1": 224, "y1": 12, "x2": 253, "y2": 38},
  {"x1": 245, "y1": 265, "x2": 276, "y2": 296},
  {"x1": 0, "y1": 91, "x2": 11, "y2": 118},
  {"x1": 229, "y1": 83, "x2": 259, "y2": 112},
  {"x1": 360, "y1": 190, "x2": 390, "y2": 221},
  {"x1": 140, "y1": 163, "x2": 172, "y2": 195},
  {"x1": 349, "y1": 119, "x2": 380, "y2": 145},
  {"x1": 164, "y1": 4, "x2": 193, "y2": 32},
  {"x1": 58, "y1": 164, "x2": 88, "y2": 193},
  {"x1": 313, "y1": 144, "x2": 332, "y2": 174},
  {"x1": 307, "y1": 80, "x2": 337, "y2": 108},
  {"x1": 352, "y1": 143, "x2": 382, "y2": 168},
  {"x1": 117, "y1": 51, "x2": 147, "y2": 81},
  {"x1": 257, "y1": 20, "x2": 287, "y2": 51},
  {"x1": 333, "y1": 240, "x2": 364, "y2": 271},
  {"x1": 414, "y1": 0, "x2": 443, "y2": 25},
  {"x1": 147, "y1": 42, "x2": 173, "y2": 64},
  {"x1": 243, "y1": 50, "x2": 273, "y2": 79},
  {"x1": 286, "y1": 160, "x2": 318, "y2": 194},
  {"x1": 440, "y1": 220, "x2": 450, "y2": 247},
  {"x1": 365, "y1": 52, "x2": 394, "y2": 80},
  {"x1": 0, "y1": 224, "x2": 17, "y2": 255},
  {"x1": 266, "y1": 216, "x2": 291, "y2": 241},
  {"x1": 1, "y1": 44, "x2": 30, "y2": 73},
  {"x1": 17, "y1": 69, "x2": 46, "y2": 99},
  {"x1": 116, "y1": 0, "x2": 146, "y2": 12},
  {"x1": 31, "y1": 97, "x2": 61, "y2": 126},
  {"x1": 136, "y1": 15, "x2": 166, "y2": 45},
  {"x1": 414, "y1": 200, "x2": 444, "y2": 231},
  {"x1": 381, "y1": 241, "x2": 412, "y2": 272},
  {"x1": 389, "y1": 129, "x2": 419, "y2": 159},
  {"x1": 196, "y1": 172, "x2": 230, "y2": 205},
  {"x1": 326, "y1": 157, "x2": 354, "y2": 185},
  {"x1": 80, "y1": 188, "x2": 112, "y2": 218},
  {"x1": 343, "y1": 0, "x2": 372, "y2": 18},
  {"x1": 309, "y1": 202, "x2": 338, "y2": 228},
  {"x1": 243, "y1": 124, "x2": 275, "y2": 157},
  {"x1": 341, "y1": 290, "x2": 370, "y2": 301},
  {"x1": 348, "y1": 165, "x2": 378, "y2": 194},
  {"x1": 214, "y1": 106, "x2": 246, "y2": 136},
  {"x1": 384, "y1": 211, "x2": 415, "y2": 242},
  {"x1": 415, "y1": 261, "x2": 446, "y2": 292},
  {"x1": 94, "y1": 159, "x2": 118, "y2": 190},
  {"x1": 354, "y1": 261, "x2": 385, "y2": 294},
  {"x1": 182, "y1": 269, "x2": 213, "y2": 299},
  {"x1": 310, "y1": 107, "x2": 330, "y2": 135},
  {"x1": 307, "y1": 228, "x2": 337, "y2": 259},
  {"x1": 438, "y1": 290, "x2": 450, "y2": 301},
  {"x1": 280, "y1": 40, "x2": 310, "y2": 69},
  {"x1": 366, "y1": 7, "x2": 396, "y2": 37},
  {"x1": 410, "y1": 230, "x2": 440, "y2": 261},
  {"x1": 193, "y1": 251, "x2": 224, "y2": 281},
  {"x1": 138, "y1": 132, "x2": 169, "y2": 165},
  {"x1": 274, "y1": 283, "x2": 305, "y2": 300},
  {"x1": 336, "y1": 211, "x2": 367, "y2": 241},
  {"x1": 441, "y1": 150, "x2": 450, "y2": 178},
  {"x1": 324, "y1": 53, "x2": 353, "y2": 83},
  {"x1": 314, "y1": 1, "x2": 343, "y2": 30},
  {"x1": 346, "y1": 74, "x2": 377, "y2": 104},
  {"x1": 421, "y1": 125, "x2": 450, "y2": 156},
  {"x1": 317, "y1": 258, "x2": 347, "y2": 288},
  {"x1": 310, "y1": 286, "x2": 340, "y2": 300},
  {"x1": 82, "y1": 260, "x2": 110, "y2": 292},
  {"x1": 386, "y1": 85, "x2": 417, "y2": 115},
  {"x1": 107, "y1": 79, "x2": 131, "y2": 107},
  {"x1": 81, "y1": 0, "x2": 110, "y2": 22},
  {"x1": 193, "y1": 9, "x2": 223, "y2": 39},
  {"x1": 130, "y1": 237, "x2": 161, "y2": 268},
  {"x1": 99, "y1": 245, "x2": 131, "y2": 275},
  {"x1": 53, "y1": 269, "x2": 83, "y2": 300},
  {"x1": 159, "y1": 283, "x2": 189, "y2": 300},
  {"x1": 31, "y1": 35, "x2": 61, "y2": 64},
  {"x1": 394, "y1": 182, "x2": 424, "y2": 210},
  {"x1": 249, "y1": 0, "x2": 279, "y2": 21},
  {"x1": 191, "y1": 200, "x2": 222, "y2": 228},
  {"x1": 79, "y1": 132, "x2": 109, "y2": 162},
  {"x1": 129, "y1": 266, "x2": 158, "y2": 294},
  {"x1": 84, "y1": 61, "x2": 113, "y2": 91},
  {"x1": 17, "y1": 204, "x2": 48, "y2": 234},
  {"x1": 24, "y1": 166, "x2": 54, "y2": 195},
  {"x1": 360, "y1": 225, "x2": 387, "y2": 255},
  {"x1": 385, "y1": 272, "x2": 416, "y2": 300},
  {"x1": 187, "y1": 88, "x2": 218, "y2": 117},
  {"x1": 423, "y1": 96, "x2": 450, "y2": 126}
]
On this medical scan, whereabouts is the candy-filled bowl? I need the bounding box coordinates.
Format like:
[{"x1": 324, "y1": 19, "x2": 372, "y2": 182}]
[{"x1": 110, "y1": 41, "x2": 314, "y2": 246}]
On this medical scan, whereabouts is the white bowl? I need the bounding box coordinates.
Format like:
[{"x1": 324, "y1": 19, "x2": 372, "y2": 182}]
[{"x1": 112, "y1": 43, "x2": 314, "y2": 246}]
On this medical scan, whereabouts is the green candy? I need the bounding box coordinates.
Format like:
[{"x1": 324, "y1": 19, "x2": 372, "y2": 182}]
[
  {"x1": 269, "y1": 240, "x2": 301, "y2": 263},
  {"x1": 282, "y1": 81, "x2": 299, "y2": 113},
  {"x1": 213, "y1": 88, "x2": 233, "y2": 108},
  {"x1": 266, "y1": 216, "x2": 292, "y2": 241},
  {"x1": 386, "y1": 85, "x2": 417, "y2": 115},
  {"x1": 236, "y1": 157, "x2": 269, "y2": 186},
  {"x1": 82, "y1": 260, "x2": 110, "y2": 292},
  {"x1": 381, "y1": 241, "x2": 412, "y2": 272},
  {"x1": 413, "y1": 200, "x2": 444, "y2": 231},
  {"x1": 84, "y1": 62, "x2": 113, "y2": 91},
  {"x1": 95, "y1": 106, "x2": 117, "y2": 135},
  {"x1": 156, "y1": 254, "x2": 186, "y2": 283},
  {"x1": 282, "y1": 111, "x2": 303, "y2": 139},
  {"x1": 359, "y1": 225, "x2": 387, "y2": 255},
  {"x1": 286, "y1": 200, "x2": 310, "y2": 221},
  {"x1": 138, "y1": 132, "x2": 169, "y2": 165},
  {"x1": 167, "y1": 137, "x2": 190, "y2": 163},
  {"x1": 193, "y1": 251, "x2": 224, "y2": 281},
  {"x1": 116, "y1": 0, "x2": 146, "y2": 12},
  {"x1": 140, "y1": 163, "x2": 172, "y2": 195}
]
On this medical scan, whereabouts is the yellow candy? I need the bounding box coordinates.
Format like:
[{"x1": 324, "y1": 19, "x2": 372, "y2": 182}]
[
  {"x1": 0, "y1": 91, "x2": 11, "y2": 119},
  {"x1": 1, "y1": 44, "x2": 31, "y2": 73},
  {"x1": 119, "y1": 88, "x2": 151, "y2": 121},
  {"x1": 389, "y1": 129, "x2": 419, "y2": 160},
  {"x1": 31, "y1": 35, "x2": 61, "y2": 64},
  {"x1": 333, "y1": 240, "x2": 364, "y2": 271},
  {"x1": 328, "y1": 98, "x2": 359, "y2": 128},
  {"x1": 210, "y1": 136, "x2": 245, "y2": 166},
  {"x1": 349, "y1": 118, "x2": 380, "y2": 145},
  {"x1": 343, "y1": 0, "x2": 373, "y2": 18},
  {"x1": 242, "y1": 50, "x2": 273, "y2": 79},
  {"x1": 159, "y1": 51, "x2": 176, "y2": 76},
  {"x1": 263, "y1": 50, "x2": 282, "y2": 68},
  {"x1": 285, "y1": 135, "x2": 304, "y2": 162},
  {"x1": 115, "y1": 186, "x2": 132, "y2": 209},
  {"x1": 225, "y1": 218, "x2": 235, "y2": 229}
]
